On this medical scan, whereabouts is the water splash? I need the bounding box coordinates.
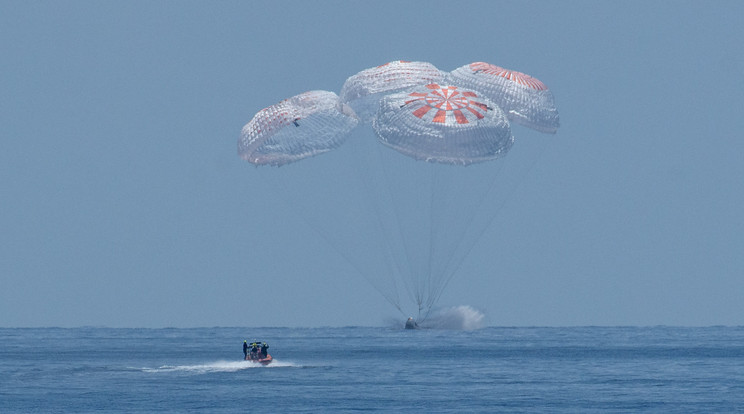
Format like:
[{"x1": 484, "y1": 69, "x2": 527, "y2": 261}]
[
  {"x1": 142, "y1": 359, "x2": 296, "y2": 373},
  {"x1": 420, "y1": 305, "x2": 485, "y2": 330}
]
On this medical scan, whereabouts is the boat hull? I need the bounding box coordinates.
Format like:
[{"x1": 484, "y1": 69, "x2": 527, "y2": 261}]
[{"x1": 245, "y1": 354, "x2": 272, "y2": 365}]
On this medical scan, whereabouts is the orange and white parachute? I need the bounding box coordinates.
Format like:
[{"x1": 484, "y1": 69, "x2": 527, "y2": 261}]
[
  {"x1": 448, "y1": 62, "x2": 559, "y2": 133},
  {"x1": 240, "y1": 60, "x2": 559, "y2": 167},
  {"x1": 238, "y1": 90, "x2": 358, "y2": 166},
  {"x1": 373, "y1": 83, "x2": 513, "y2": 165},
  {"x1": 340, "y1": 60, "x2": 445, "y2": 123}
]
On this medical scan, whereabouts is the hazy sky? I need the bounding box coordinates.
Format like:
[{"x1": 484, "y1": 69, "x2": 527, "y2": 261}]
[{"x1": 2, "y1": 1, "x2": 743, "y2": 328}]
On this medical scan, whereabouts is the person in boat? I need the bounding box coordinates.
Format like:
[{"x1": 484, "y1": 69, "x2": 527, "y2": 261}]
[
  {"x1": 250, "y1": 342, "x2": 259, "y2": 360},
  {"x1": 260, "y1": 342, "x2": 269, "y2": 358},
  {"x1": 243, "y1": 340, "x2": 249, "y2": 359}
]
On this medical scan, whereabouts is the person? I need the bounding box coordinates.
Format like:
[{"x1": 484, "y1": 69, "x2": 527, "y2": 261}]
[
  {"x1": 260, "y1": 342, "x2": 269, "y2": 358},
  {"x1": 243, "y1": 340, "x2": 248, "y2": 360},
  {"x1": 250, "y1": 342, "x2": 259, "y2": 360}
]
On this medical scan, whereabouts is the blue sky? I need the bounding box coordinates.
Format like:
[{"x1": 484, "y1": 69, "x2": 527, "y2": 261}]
[{"x1": 2, "y1": 1, "x2": 743, "y2": 327}]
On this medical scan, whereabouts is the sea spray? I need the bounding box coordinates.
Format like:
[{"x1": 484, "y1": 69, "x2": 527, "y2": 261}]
[
  {"x1": 421, "y1": 305, "x2": 485, "y2": 330},
  {"x1": 142, "y1": 359, "x2": 295, "y2": 373}
]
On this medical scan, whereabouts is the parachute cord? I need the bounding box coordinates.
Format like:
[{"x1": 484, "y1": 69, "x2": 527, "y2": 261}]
[
  {"x1": 350, "y1": 134, "x2": 413, "y2": 314},
  {"x1": 349, "y1": 130, "x2": 428, "y2": 316},
  {"x1": 375, "y1": 142, "x2": 421, "y2": 309},
  {"x1": 427, "y1": 154, "x2": 509, "y2": 306},
  {"x1": 428, "y1": 138, "x2": 552, "y2": 310},
  {"x1": 420, "y1": 304, "x2": 433, "y2": 325},
  {"x1": 421, "y1": 160, "x2": 441, "y2": 313},
  {"x1": 430, "y1": 164, "x2": 454, "y2": 315},
  {"x1": 423, "y1": 164, "x2": 456, "y2": 323},
  {"x1": 266, "y1": 156, "x2": 407, "y2": 317},
  {"x1": 354, "y1": 139, "x2": 399, "y2": 302},
  {"x1": 426, "y1": 164, "x2": 437, "y2": 313},
  {"x1": 282, "y1": 187, "x2": 404, "y2": 315}
]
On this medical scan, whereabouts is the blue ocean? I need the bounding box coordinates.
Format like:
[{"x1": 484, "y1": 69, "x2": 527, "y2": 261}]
[{"x1": 2, "y1": 326, "x2": 743, "y2": 413}]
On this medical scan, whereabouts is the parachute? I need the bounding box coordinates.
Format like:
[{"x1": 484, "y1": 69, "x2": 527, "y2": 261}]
[
  {"x1": 340, "y1": 60, "x2": 445, "y2": 123},
  {"x1": 238, "y1": 90, "x2": 358, "y2": 166},
  {"x1": 373, "y1": 83, "x2": 513, "y2": 165},
  {"x1": 448, "y1": 62, "x2": 560, "y2": 134},
  {"x1": 240, "y1": 61, "x2": 559, "y2": 324}
]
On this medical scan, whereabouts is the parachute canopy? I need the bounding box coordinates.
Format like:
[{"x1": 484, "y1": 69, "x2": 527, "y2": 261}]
[
  {"x1": 340, "y1": 60, "x2": 445, "y2": 123},
  {"x1": 448, "y1": 62, "x2": 560, "y2": 133},
  {"x1": 373, "y1": 83, "x2": 513, "y2": 165},
  {"x1": 238, "y1": 90, "x2": 358, "y2": 166}
]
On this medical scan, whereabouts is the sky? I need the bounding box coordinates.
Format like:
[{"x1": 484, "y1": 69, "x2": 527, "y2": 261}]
[{"x1": 2, "y1": 1, "x2": 743, "y2": 328}]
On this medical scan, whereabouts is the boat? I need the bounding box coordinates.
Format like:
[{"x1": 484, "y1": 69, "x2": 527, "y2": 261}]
[
  {"x1": 244, "y1": 341, "x2": 272, "y2": 364},
  {"x1": 245, "y1": 353, "x2": 273, "y2": 365}
]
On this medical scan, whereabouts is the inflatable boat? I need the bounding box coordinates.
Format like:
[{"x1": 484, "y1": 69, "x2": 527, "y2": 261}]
[{"x1": 245, "y1": 354, "x2": 273, "y2": 365}]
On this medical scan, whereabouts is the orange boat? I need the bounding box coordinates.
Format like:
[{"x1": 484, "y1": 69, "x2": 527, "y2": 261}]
[{"x1": 245, "y1": 354, "x2": 272, "y2": 365}]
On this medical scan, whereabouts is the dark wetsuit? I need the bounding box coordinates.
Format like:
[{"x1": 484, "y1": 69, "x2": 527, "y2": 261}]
[
  {"x1": 260, "y1": 343, "x2": 269, "y2": 358},
  {"x1": 243, "y1": 342, "x2": 248, "y2": 359}
]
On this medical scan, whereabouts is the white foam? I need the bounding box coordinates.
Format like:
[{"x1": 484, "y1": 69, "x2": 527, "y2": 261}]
[
  {"x1": 142, "y1": 359, "x2": 295, "y2": 373},
  {"x1": 421, "y1": 305, "x2": 486, "y2": 330}
]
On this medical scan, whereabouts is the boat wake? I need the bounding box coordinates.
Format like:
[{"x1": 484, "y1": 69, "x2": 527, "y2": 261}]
[{"x1": 141, "y1": 359, "x2": 296, "y2": 373}]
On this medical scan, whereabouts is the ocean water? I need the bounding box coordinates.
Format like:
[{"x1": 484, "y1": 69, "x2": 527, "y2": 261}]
[{"x1": 2, "y1": 326, "x2": 743, "y2": 413}]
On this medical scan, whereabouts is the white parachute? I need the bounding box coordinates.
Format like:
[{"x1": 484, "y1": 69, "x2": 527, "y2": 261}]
[
  {"x1": 448, "y1": 62, "x2": 560, "y2": 133},
  {"x1": 239, "y1": 60, "x2": 559, "y2": 323},
  {"x1": 340, "y1": 60, "x2": 445, "y2": 123},
  {"x1": 373, "y1": 83, "x2": 513, "y2": 165},
  {"x1": 238, "y1": 90, "x2": 358, "y2": 166}
]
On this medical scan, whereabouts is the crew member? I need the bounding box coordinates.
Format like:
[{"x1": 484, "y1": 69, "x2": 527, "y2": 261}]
[
  {"x1": 260, "y1": 342, "x2": 269, "y2": 358},
  {"x1": 243, "y1": 340, "x2": 248, "y2": 360}
]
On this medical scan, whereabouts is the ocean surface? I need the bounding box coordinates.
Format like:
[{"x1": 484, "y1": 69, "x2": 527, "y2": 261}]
[{"x1": 2, "y1": 326, "x2": 743, "y2": 413}]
